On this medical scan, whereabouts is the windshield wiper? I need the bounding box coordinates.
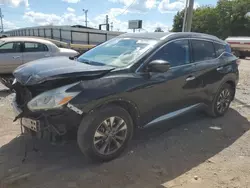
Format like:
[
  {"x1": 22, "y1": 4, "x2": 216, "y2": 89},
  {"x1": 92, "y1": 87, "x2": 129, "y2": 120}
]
[{"x1": 77, "y1": 58, "x2": 106, "y2": 66}]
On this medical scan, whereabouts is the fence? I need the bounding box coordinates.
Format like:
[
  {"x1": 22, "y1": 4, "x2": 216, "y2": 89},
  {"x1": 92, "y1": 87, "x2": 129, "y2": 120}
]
[
  {"x1": 9, "y1": 27, "x2": 121, "y2": 45},
  {"x1": 7, "y1": 27, "x2": 124, "y2": 52}
]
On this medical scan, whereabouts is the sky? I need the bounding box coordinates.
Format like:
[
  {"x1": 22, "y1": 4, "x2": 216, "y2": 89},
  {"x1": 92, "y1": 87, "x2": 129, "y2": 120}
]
[{"x1": 0, "y1": 0, "x2": 218, "y2": 32}]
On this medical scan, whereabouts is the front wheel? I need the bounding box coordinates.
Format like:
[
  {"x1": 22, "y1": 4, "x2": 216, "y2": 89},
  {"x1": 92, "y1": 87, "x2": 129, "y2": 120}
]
[
  {"x1": 206, "y1": 83, "x2": 234, "y2": 117},
  {"x1": 77, "y1": 105, "x2": 134, "y2": 162}
]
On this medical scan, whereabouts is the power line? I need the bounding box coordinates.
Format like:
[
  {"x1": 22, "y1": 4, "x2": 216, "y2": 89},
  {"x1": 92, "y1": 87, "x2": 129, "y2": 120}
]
[
  {"x1": 115, "y1": 0, "x2": 136, "y2": 17},
  {"x1": 109, "y1": 0, "x2": 136, "y2": 31}
]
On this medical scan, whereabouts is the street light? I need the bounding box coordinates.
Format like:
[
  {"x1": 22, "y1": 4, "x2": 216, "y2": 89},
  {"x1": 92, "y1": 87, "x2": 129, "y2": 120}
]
[{"x1": 83, "y1": 9, "x2": 88, "y2": 27}]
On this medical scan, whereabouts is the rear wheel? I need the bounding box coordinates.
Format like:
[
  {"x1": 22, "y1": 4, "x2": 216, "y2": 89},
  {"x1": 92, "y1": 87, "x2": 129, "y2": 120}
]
[
  {"x1": 206, "y1": 83, "x2": 234, "y2": 117},
  {"x1": 77, "y1": 105, "x2": 133, "y2": 162}
]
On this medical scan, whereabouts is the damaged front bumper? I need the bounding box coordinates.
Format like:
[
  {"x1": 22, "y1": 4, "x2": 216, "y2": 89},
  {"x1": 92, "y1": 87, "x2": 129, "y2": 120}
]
[
  {"x1": 11, "y1": 98, "x2": 41, "y2": 132},
  {"x1": 11, "y1": 94, "x2": 82, "y2": 141}
]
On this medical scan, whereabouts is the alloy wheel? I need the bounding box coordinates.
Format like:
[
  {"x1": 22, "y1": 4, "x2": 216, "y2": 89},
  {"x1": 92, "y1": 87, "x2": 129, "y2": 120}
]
[
  {"x1": 93, "y1": 116, "x2": 128, "y2": 155},
  {"x1": 216, "y1": 88, "x2": 231, "y2": 113}
]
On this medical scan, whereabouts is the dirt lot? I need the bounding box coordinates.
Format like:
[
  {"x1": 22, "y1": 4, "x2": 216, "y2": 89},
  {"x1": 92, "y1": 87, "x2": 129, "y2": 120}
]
[{"x1": 0, "y1": 60, "x2": 250, "y2": 188}]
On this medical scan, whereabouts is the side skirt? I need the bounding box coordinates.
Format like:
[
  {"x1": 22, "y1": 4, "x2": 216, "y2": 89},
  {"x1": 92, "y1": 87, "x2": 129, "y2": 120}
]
[{"x1": 144, "y1": 103, "x2": 205, "y2": 128}]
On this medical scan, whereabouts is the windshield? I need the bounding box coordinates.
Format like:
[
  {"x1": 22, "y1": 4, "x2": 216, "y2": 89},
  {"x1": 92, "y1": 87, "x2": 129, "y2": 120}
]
[{"x1": 77, "y1": 38, "x2": 157, "y2": 68}]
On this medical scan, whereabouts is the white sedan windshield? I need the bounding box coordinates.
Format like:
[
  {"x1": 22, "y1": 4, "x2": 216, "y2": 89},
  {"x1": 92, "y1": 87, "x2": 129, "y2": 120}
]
[{"x1": 78, "y1": 38, "x2": 157, "y2": 67}]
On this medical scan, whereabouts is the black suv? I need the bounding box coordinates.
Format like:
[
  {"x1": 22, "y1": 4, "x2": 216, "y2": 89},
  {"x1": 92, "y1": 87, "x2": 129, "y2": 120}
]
[{"x1": 11, "y1": 32, "x2": 239, "y2": 161}]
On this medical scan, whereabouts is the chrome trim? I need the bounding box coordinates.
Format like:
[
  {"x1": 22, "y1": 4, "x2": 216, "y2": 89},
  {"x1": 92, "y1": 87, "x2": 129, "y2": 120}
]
[
  {"x1": 144, "y1": 103, "x2": 202, "y2": 127},
  {"x1": 186, "y1": 76, "x2": 196, "y2": 81},
  {"x1": 159, "y1": 33, "x2": 174, "y2": 41}
]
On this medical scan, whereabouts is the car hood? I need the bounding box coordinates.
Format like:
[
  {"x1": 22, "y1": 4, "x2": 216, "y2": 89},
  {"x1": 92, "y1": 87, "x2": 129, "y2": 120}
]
[{"x1": 13, "y1": 56, "x2": 114, "y2": 86}]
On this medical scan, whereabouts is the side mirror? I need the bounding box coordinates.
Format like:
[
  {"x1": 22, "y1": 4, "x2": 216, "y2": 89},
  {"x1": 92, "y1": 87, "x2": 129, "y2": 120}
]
[{"x1": 148, "y1": 60, "x2": 171, "y2": 73}]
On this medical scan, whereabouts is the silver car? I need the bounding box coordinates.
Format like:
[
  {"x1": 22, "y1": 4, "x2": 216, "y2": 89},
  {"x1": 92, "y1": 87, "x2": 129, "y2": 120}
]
[{"x1": 0, "y1": 37, "x2": 79, "y2": 88}]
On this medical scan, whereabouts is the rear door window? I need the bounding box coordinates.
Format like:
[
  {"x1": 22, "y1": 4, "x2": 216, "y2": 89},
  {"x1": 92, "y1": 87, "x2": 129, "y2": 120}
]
[
  {"x1": 24, "y1": 42, "x2": 48, "y2": 52},
  {"x1": 150, "y1": 39, "x2": 190, "y2": 67},
  {"x1": 191, "y1": 40, "x2": 216, "y2": 62}
]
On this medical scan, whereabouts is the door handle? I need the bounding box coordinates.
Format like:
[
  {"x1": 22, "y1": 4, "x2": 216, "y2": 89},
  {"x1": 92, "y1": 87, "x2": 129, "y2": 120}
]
[
  {"x1": 216, "y1": 67, "x2": 223, "y2": 71},
  {"x1": 186, "y1": 76, "x2": 196, "y2": 81},
  {"x1": 13, "y1": 56, "x2": 20, "y2": 59},
  {"x1": 44, "y1": 54, "x2": 50, "y2": 57}
]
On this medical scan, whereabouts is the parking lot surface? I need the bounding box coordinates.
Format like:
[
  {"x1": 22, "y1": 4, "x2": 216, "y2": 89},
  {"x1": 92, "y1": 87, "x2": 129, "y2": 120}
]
[{"x1": 0, "y1": 60, "x2": 250, "y2": 188}]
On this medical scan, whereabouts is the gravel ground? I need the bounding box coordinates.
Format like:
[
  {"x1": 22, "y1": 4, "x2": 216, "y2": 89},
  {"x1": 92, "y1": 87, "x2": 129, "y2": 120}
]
[{"x1": 0, "y1": 60, "x2": 250, "y2": 188}]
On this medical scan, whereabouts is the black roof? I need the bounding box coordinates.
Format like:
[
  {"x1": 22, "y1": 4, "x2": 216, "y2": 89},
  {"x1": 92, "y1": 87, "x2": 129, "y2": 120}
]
[
  {"x1": 119, "y1": 32, "x2": 170, "y2": 40},
  {"x1": 119, "y1": 32, "x2": 224, "y2": 43}
]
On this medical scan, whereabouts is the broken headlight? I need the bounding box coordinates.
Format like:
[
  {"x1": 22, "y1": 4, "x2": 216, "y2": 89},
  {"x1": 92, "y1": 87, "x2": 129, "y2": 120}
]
[{"x1": 27, "y1": 82, "x2": 80, "y2": 111}]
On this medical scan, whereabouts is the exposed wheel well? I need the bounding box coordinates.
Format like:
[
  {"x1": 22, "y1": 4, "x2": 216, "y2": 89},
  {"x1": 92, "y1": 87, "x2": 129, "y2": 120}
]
[{"x1": 225, "y1": 80, "x2": 236, "y2": 99}]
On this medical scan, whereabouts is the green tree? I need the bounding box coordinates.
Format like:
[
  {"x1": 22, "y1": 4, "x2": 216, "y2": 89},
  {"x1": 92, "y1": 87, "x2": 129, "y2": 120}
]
[
  {"x1": 219, "y1": 0, "x2": 250, "y2": 38},
  {"x1": 171, "y1": 0, "x2": 250, "y2": 39},
  {"x1": 172, "y1": 10, "x2": 185, "y2": 32},
  {"x1": 155, "y1": 27, "x2": 164, "y2": 32},
  {"x1": 192, "y1": 6, "x2": 219, "y2": 37}
]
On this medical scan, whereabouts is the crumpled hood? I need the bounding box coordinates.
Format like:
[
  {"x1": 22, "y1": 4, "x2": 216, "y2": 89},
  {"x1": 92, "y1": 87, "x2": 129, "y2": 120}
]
[{"x1": 13, "y1": 56, "x2": 114, "y2": 86}]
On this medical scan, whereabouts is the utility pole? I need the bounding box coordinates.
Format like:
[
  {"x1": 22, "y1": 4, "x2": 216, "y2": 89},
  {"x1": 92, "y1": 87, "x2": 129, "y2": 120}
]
[
  {"x1": 182, "y1": 0, "x2": 188, "y2": 32},
  {"x1": 105, "y1": 15, "x2": 110, "y2": 31},
  {"x1": 110, "y1": 22, "x2": 113, "y2": 31},
  {"x1": 106, "y1": 15, "x2": 109, "y2": 25},
  {"x1": 83, "y1": 9, "x2": 88, "y2": 27},
  {"x1": 186, "y1": 0, "x2": 194, "y2": 32},
  {"x1": 0, "y1": 8, "x2": 4, "y2": 32},
  {"x1": 182, "y1": 0, "x2": 194, "y2": 32}
]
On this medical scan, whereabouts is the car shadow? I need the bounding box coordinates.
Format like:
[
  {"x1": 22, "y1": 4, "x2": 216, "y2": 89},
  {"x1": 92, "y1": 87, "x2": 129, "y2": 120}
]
[{"x1": 0, "y1": 108, "x2": 249, "y2": 188}]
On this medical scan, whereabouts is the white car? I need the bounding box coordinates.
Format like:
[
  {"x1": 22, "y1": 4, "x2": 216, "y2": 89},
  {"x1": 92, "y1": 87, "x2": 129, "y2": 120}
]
[{"x1": 0, "y1": 37, "x2": 79, "y2": 88}]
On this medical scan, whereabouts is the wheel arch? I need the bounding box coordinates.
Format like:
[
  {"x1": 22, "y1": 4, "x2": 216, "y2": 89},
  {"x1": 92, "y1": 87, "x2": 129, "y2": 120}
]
[
  {"x1": 87, "y1": 98, "x2": 141, "y2": 128},
  {"x1": 224, "y1": 80, "x2": 236, "y2": 100}
]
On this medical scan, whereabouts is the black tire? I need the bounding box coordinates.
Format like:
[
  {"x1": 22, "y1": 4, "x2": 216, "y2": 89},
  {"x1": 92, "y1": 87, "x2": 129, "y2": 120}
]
[
  {"x1": 77, "y1": 105, "x2": 134, "y2": 162},
  {"x1": 206, "y1": 83, "x2": 234, "y2": 117}
]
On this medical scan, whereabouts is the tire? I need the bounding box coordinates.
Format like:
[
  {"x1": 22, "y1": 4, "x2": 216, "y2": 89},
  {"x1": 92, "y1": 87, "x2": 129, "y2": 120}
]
[
  {"x1": 77, "y1": 105, "x2": 134, "y2": 162},
  {"x1": 206, "y1": 83, "x2": 234, "y2": 117}
]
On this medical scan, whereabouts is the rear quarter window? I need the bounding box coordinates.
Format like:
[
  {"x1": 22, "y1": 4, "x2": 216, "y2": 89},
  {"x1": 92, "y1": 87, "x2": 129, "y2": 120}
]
[
  {"x1": 24, "y1": 42, "x2": 49, "y2": 52},
  {"x1": 214, "y1": 42, "x2": 226, "y2": 57},
  {"x1": 225, "y1": 43, "x2": 232, "y2": 53},
  {"x1": 191, "y1": 40, "x2": 216, "y2": 62}
]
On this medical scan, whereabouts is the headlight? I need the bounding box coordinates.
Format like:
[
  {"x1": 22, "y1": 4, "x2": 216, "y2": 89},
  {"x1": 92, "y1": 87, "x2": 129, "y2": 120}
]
[{"x1": 27, "y1": 82, "x2": 80, "y2": 111}]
